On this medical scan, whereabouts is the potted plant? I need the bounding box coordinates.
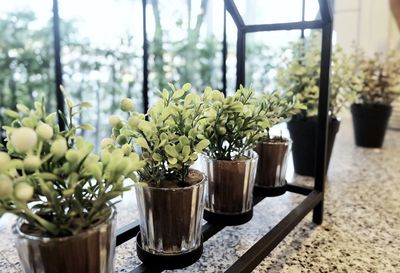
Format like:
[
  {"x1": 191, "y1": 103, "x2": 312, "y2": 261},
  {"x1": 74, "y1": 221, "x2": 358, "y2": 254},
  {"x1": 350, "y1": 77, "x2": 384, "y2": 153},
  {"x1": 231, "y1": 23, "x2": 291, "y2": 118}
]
[
  {"x1": 198, "y1": 85, "x2": 268, "y2": 225},
  {"x1": 254, "y1": 91, "x2": 305, "y2": 196},
  {"x1": 276, "y1": 33, "x2": 361, "y2": 176},
  {"x1": 0, "y1": 97, "x2": 141, "y2": 273},
  {"x1": 107, "y1": 83, "x2": 210, "y2": 269},
  {"x1": 350, "y1": 49, "x2": 400, "y2": 147}
]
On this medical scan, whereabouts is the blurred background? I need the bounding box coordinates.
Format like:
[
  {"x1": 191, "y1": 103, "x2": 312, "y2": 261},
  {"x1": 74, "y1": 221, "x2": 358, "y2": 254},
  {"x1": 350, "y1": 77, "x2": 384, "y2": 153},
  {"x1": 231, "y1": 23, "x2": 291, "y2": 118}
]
[{"x1": 0, "y1": 0, "x2": 398, "y2": 148}]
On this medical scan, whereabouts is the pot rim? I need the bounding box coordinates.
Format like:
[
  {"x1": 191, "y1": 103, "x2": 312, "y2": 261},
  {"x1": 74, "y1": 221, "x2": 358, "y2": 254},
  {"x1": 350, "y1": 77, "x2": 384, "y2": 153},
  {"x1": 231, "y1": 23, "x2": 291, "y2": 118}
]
[
  {"x1": 13, "y1": 205, "x2": 116, "y2": 242},
  {"x1": 259, "y1": 136, "x2": 292, "y2": 145},
  {"x1": 139, "y1": 169, "x2": 206, "y2": 191},
  {"x1": 200, "y1": 149, "x2": 258, "y2": 163}
]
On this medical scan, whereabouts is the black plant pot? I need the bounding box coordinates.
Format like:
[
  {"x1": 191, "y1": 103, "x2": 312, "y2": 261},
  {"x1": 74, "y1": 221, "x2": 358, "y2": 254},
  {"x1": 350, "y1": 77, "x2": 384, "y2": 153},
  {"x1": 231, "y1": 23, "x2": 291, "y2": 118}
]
[
  {"x1": 351, "y1": 103, "x2": 392, "y2": 148},
  {"x1": 287, "y1": 117, "x2": 340, "y2": 177}
]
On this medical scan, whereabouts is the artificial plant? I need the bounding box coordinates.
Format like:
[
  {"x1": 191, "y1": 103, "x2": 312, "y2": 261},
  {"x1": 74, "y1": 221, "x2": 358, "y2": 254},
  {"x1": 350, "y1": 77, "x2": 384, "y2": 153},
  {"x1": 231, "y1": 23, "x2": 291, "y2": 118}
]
[
  {"x1": 276, "y1": 33, "x2": 362, "y2": 118},
  {"x1": 351, "y1": 48, "x2": 400, "y2": 105},
  {"x1": 199, "y1": 85, "x2": 269, "y2": 161},
  {"x1": 0, "y1": 95, "x2": 143, "y2": 237},
  {"x1": 258, "y1": 90, "x2": 305, "y2": 139},
  {"x1": 106, "y1": 83, "x2": 210, "y2": 187}
]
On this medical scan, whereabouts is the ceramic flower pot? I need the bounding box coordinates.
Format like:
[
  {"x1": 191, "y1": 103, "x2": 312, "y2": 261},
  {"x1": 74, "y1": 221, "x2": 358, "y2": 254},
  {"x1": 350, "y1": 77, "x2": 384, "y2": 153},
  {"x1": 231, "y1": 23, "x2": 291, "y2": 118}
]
[
  {"x1": 351, "y1": 103, "x2": 392, "y2": 148},
  {"x1": 135, "y1": 169, "x2": 205, "y2": 269},
  {"x1": 13, "y1": 207, "x2": 117, "y2": 273},
  {"x1": 254, "y1": 137, "x2": 291, "y2": 196},
  {"x1": 200, "y1": 150, "x2": 258, "y2": 225},
  {"x1": 287, "y1": 116, "x2": 340, "y2": 177}
]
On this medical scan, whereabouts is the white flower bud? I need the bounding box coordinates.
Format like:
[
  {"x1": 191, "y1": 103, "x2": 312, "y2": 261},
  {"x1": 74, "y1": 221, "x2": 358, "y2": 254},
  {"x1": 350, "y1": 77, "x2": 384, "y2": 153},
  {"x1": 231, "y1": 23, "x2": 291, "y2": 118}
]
[
  {"x1": 121, "y1": 143, "x2": 131, "y2": 155},
  {"x1": 0, "y1": 174, "x2": 13, "y2": 198},
  {"x1": 101, "y1": 138, "x2": 114, "y2": 149},
  {"x1": 120, "y1": 98, "x2": 134, "y2": 112},
  {"x1": 0, "y1": 152, "x2": 11, "y2": 166},
  {"x1": 10, "y1": 127, "x2": 37, "y2": 153},
  {"x1": 23, "y1": 155, "x2": 42, "y2": 171},
  {"x1": 65, "y1": 150, "x2": 80, "y2": 163},
  {"x1": 36, "y1": 123, "x2": 54, "y2": 140},
  {"x1": 109, "y1": 115, "x2": 121, "y2": 127},
  {"x1": 51, "y1": 138, "x2": 68, "y2": 158},
  {"x1": 14, "y1": 182, "x2": 34, "y2": 202},
  {"x1": 128, "y1": 116, "x2": 140, "y2": 128}
]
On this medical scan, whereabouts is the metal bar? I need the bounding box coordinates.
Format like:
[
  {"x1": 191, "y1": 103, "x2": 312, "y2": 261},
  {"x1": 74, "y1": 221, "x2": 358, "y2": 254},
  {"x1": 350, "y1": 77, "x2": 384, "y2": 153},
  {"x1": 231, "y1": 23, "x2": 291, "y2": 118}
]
[
  {"x1": 222, "y1": 2, "x2": 227, "y2": 95},
  {"x1": 224, "y1": 0, "x2": 245, "y2": 28},
  {"x1": 142, "y1": 0, "x2": 149, "y2": 113},
  {"x1": 313, "y1": 7, "x2": 333, "y2": 225},
  {"x1": 301, "y1": 0, "x2": 306, "y2": 38},
  {"x1": 235, "y1": 30, "x2": 245, "y2": 89},
  {"x1": 116, "y1": 220, "x2": 140, "y2": 246},
  {"x1": 319, "y1": 0, "x2": 333, "y2": 22},
  {"x1": 224, "y1": 191, "x2": 323, "y2": 273},
  {"x1": 52, "y1": 0, "x2": 65, "y2": 131},
  {"x1": 243, "y1": 20, "x2": 325, "y2": 33},
  {"x1": 286, "y1": 183, "x2": 313, "y2": 195}
]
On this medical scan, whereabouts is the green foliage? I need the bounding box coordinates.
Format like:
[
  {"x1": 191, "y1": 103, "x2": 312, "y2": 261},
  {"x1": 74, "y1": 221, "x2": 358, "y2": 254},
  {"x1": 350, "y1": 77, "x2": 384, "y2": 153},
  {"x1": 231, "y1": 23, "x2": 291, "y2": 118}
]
[
  {"x1": 258, "y1": 90, "x2": 305, "y2": 138},
  {"x1": 106, "y1": 83, "x2": 209, "y2": 186},
  {"x1": 0, "y1": 96, "x2": 141, "y2": 237},
  {"x1": 199, "y1": 86, "x2": 269, "y2": 161},
  {"x1": 351, "y1": 48, "x2": 400, "y2": 105},
  {"x1": 276, "y1": 33, "x2": 362, "y2": 118}
]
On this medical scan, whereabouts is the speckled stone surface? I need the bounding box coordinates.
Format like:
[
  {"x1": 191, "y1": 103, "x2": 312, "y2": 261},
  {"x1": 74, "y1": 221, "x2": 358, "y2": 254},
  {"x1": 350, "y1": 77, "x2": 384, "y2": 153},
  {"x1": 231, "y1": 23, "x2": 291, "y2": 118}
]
[{"x1": 1, "y1": 118, "x2": 399, "y2": 273}]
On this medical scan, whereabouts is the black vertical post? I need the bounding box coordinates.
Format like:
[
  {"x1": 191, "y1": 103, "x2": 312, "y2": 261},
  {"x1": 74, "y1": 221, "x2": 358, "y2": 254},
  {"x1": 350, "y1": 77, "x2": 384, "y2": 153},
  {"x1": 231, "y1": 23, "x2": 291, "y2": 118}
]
[
  {"x1": 142, "y1": 0, "x2": 149, "y2": 113},
  {"x1": 52, "y1": 0, "x2": 65, "y2": 131},
  {"x1": 222, "y1": 3, "x2": 227, "y2": 95},
  {"x1": 301, "y1": 0, "x2": 306, "y2": 38},
  {"x1": 236, "y1": 29, "x2": 245, "y2": 89},
  {"x1": 313, "y1": 0, "x2": 333, "y2": 225}
]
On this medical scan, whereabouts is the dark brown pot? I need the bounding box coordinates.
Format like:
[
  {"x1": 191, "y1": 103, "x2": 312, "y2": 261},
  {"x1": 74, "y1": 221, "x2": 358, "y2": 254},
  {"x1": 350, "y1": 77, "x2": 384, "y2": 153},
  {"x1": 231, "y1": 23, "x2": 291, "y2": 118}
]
[
  {"x1": 135, "y1": 170, "x2": 205, "y2": 256},
  {"x1": 201, "y1": 150, "x2": 258, "y2": 225},
  {"x1": 254, "y1": 137, "x2": 291, "y2": 196},
  {"x1": 13, "y1": 207, "x2": 116, "y2": 273}
]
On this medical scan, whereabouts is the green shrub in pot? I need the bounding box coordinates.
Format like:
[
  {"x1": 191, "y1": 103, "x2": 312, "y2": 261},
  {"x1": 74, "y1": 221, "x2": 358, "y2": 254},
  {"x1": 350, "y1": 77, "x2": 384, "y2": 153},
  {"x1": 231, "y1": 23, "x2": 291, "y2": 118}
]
[
  {"x1": 276, "y1": 33, "x2": 361, "y2": 176},
  {"x1": 349, "y1": 49, "x2": 400, "y2": 147},
  {"x1": 0, "y1": 95, "x2": 141, "y2": 273},
  {"x1": 106, "y1": 83, "x2": 209, "y2": 268},
  {"x1": 198, "y1": 85, "x2": 269, "y2": 225},
  {"x1": 254, "y1": 91, "x2": 305, "y2": 195}
]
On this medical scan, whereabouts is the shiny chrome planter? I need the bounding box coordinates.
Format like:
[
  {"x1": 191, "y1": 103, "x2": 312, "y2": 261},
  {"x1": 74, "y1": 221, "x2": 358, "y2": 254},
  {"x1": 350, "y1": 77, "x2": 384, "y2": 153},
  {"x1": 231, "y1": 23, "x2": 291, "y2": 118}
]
[
  {"x1": 201, "y1": 150, "x2": 258, "y2": 225},
  {"x1": 13, "y1": 207, "x2": 117, "y2": 273}
]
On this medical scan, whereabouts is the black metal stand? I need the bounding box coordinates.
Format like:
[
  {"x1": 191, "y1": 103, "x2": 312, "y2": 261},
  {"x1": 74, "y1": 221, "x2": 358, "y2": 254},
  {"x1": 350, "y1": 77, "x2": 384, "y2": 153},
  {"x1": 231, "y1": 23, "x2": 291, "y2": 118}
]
[
  {"x1": 136, "y1": 232, "x2": 203, "y2": 270},
  {"x1": 203, "y1": 208, "x2": 253, "y2": 226},
  {"x1": 115, "y1": 0, "x2": 333, "y2": 272}
]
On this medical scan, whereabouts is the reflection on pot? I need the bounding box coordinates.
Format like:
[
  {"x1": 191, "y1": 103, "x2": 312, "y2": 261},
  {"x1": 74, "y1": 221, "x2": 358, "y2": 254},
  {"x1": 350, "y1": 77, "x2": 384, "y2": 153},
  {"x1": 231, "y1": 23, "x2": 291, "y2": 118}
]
[
  {"x1": 135, "y1": 171, "x2": 205, "y2": 255},
  {"x1": 14, "y1": 207, "x2": 117, "y2": 273},
  {"x1": 201, "y1": 150, "x2": 258, "y2": 215},
  {"x1": 255, "y1": 137, "x2": 291, "y2": 193}
]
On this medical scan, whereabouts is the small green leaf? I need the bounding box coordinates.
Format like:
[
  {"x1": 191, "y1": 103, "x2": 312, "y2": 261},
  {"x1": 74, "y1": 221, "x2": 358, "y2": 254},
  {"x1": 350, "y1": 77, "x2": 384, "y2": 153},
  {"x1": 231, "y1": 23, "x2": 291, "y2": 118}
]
[
  {"x1": 168, "y1": 157, "x2": 178, "y2": 164},
  {"x1": 165, "y1": 145, "x2": 179, "y2": 158},
  {"x1": 152, "y1": 153, "x2": 163, "y2": 162},
  {"x1": 194, "y1": 139, "x2": 210, "y2": 152},
  {"x1": 80, "y1": 124, "x2": 95, "y2": 131},
  {"x1": 5, "y1": 110, "x2": 19, "y2": 119},
  {"x1": 135, "y1": 137, "x2": 150, "y2": 150}
]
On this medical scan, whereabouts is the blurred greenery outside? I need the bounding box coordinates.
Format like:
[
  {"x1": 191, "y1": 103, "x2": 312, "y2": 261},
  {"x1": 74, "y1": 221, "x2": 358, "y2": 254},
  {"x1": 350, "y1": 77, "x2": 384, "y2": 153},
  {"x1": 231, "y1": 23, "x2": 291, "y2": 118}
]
[{"x1": 0, "y1": 0, "x2": 302, "y2": 148}]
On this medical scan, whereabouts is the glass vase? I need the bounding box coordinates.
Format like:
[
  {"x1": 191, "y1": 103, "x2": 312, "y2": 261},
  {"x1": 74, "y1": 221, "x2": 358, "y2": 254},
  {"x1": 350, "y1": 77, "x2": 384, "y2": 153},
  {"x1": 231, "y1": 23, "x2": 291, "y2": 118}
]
[
  {"x1": 135, "y1": 170, "x2": 205, "y2": 256},
  {"x1": 13, "y1": 207, "x2": 117, "y2": 273},
  {"x1": 255, "y1": 137, "x2": 291, "y2": 195},
  {"x1": 201, "y1": 150, "x2": 258, "y2": 220}
]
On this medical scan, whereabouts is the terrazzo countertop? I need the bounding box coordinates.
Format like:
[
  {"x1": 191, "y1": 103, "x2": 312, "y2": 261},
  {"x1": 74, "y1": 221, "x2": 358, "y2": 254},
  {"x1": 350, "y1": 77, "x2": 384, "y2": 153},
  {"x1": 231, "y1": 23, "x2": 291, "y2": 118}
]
[{"x1": 1, "y1": 118, "x2": 399, "y2": 273}]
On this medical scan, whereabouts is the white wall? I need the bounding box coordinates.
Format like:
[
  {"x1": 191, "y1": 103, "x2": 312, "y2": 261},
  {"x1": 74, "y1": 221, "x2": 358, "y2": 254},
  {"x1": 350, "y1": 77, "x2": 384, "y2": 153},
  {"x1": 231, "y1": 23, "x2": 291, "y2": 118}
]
[{"x1": 334, "y1": 0, "x2": 399, "y2": 54}]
